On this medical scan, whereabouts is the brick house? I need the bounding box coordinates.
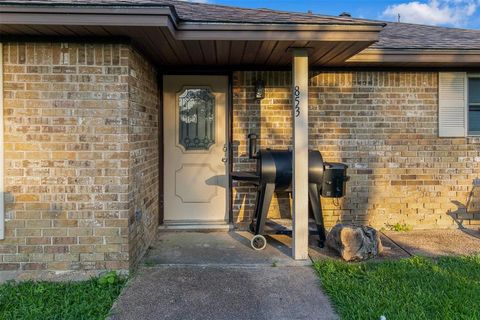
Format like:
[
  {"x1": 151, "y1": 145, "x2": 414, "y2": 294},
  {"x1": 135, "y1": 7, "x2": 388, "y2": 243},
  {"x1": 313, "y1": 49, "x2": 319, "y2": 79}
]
[{"x1": 0, "y1": 0, "x2": 479, "y2": 274}]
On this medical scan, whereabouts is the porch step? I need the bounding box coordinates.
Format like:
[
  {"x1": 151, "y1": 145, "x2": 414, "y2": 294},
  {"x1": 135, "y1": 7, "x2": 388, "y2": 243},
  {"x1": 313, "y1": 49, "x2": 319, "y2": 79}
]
[{"x1": 159, "y1": 221, "x2": 233, "y2": 231}]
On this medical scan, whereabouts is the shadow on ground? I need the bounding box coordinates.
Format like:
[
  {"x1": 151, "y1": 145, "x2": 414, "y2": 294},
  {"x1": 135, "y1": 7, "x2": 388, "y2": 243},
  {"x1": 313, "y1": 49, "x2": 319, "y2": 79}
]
[
  {"x1": 309, "y1": 228, "x2": 480, "y2": 261},
  {"x1": 382, "y1": 229, "x2": 480, "y2": 257},
  {"x1": 308, "y1": 233, "x2": 411, "y2": 261}
]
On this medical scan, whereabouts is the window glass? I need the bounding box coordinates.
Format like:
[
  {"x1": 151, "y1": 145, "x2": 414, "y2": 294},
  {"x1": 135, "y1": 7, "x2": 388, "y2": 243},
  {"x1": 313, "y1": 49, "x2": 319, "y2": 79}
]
[
  {"x1": 469, "y1": 78, "x2": 480, "y2": 134},
  {"x1": 179, "y1": 88, "x2": 215, "y2": 150}
]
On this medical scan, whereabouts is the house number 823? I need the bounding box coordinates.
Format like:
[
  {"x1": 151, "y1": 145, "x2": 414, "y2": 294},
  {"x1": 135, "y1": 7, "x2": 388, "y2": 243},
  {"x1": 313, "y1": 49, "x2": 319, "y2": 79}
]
[{"x1": 294, "y1": 86, "x2": 300, "y2": 117}]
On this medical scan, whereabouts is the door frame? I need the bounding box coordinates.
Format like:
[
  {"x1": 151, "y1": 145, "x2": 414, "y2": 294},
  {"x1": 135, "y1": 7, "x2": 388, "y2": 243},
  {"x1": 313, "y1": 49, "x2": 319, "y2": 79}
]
[{"x1": 159, "y1": 72, "x2": 234, "y2": 224}]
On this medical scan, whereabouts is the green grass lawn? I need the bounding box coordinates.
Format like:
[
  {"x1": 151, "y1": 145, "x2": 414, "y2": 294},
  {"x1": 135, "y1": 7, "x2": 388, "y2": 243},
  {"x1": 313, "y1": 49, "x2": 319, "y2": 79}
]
[
  {"x1": 0, "y1": 272, "x2": 126, "y2": 320},
  {"x1": 314, "y1": 255, "x2": 480, "y2": 320}
]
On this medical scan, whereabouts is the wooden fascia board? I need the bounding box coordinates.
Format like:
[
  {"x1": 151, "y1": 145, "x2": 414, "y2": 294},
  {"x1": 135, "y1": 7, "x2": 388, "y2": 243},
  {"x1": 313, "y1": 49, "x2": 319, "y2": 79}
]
[
  {"x1": 172, "y1": 22, "x2": 383, "y2": 42},
  {"x1": 173, "y1": 29, "x2": 381, "y2": 42},
  {"x1": 0, "y1": 5, "x2": 174, "y2": 15},
  {"x1": 0, "y1": 5, "x2": 177, "y2": 27},
  {"x1": 348, "y1": 48, "x2": 480, "y2": 64},
  {"x1": 0, "y1": 12, "x2": 172, "y2": 27},
  {"x1": 177, "y1": 22, "x2": 384, "y2": 32}
]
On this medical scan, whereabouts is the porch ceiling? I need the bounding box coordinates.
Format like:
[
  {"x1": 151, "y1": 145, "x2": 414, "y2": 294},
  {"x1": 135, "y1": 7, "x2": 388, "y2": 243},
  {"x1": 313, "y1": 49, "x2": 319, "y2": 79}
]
[
  {"x1": 0, "y1": 5, "x2": 383, "y2": 68},
  {"x1": 0, "y1": 27, "x2": 375, "y2": 67}
]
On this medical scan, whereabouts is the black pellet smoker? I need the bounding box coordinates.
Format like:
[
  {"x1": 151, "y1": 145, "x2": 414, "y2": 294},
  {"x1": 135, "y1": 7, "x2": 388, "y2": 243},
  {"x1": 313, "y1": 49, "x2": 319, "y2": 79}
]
[{"x1": 232, "y1": 134, "x2": 350, "y2": 250}]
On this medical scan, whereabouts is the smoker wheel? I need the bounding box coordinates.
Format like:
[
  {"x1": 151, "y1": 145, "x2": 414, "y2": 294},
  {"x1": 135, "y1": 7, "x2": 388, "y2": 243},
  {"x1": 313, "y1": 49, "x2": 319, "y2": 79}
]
[{"x1": 251, "y1": 235, "x2": 267, "y2": 250}]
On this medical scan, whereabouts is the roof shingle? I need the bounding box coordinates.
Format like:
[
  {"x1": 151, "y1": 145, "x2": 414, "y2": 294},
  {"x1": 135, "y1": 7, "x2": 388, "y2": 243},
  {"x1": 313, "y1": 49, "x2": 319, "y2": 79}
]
[
  {"x1": 0, "y1": 0, "x2": 374, "y2": 24},
  {"x1": 372, "y1": 22, "x2": 480, "y2": 50},
  {"x1": 1, "y1": 0, "x2": 479, "y2": 50}
]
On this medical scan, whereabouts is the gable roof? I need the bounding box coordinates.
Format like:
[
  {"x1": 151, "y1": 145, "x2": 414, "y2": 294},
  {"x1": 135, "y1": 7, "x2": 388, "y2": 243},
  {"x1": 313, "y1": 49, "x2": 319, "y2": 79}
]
[
  {"x1": 0, "y1": 0, "x2": 378, "y2": 25},
  {"x1": 1, "y1": 0, "x2": 479, "y2": 68},
  {"x1": 1, "y1": 0, "x2": 479, "y2": 51}
]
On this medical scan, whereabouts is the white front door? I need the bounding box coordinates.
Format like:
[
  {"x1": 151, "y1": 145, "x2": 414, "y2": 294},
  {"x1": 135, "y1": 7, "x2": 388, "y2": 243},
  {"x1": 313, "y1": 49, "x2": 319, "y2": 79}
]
[{"x1": 163, "y1": 75, "x2": 228, "y2": 225}]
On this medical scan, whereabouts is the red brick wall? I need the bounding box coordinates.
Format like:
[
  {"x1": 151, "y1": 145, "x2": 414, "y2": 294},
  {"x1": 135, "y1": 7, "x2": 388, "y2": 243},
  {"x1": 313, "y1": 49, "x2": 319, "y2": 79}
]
[{"x1": 232, "y1": 71, "x2": 480, "y2": 229}]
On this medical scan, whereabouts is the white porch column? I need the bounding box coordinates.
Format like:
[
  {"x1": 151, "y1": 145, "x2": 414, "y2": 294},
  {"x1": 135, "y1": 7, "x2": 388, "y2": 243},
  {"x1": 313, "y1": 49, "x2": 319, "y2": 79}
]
[
  {"x1": 291, "y1": 48, "x2": 309, "y2": 260},
  {"x1": 0, "y1": 43, "x2": 4, "y2": 240}
]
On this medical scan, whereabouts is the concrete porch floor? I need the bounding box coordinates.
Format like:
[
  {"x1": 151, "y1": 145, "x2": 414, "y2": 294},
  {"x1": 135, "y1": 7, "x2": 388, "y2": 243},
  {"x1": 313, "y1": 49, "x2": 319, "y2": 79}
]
[
  {"x1": 109, "y1": 230, "x2": 339, "y2": 320},
  {"x1": 109, "y1": 227, "x2": 480, "y2": 320},
  {"x1": 142, "y1": 231, "x2": 310, "y2": 267}
]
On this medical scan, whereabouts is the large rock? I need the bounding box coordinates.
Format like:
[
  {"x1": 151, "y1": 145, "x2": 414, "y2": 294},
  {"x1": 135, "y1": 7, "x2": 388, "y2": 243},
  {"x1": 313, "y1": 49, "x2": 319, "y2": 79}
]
[{"x1": 326, "y1": 224, "x2": 383, "y2": 261}]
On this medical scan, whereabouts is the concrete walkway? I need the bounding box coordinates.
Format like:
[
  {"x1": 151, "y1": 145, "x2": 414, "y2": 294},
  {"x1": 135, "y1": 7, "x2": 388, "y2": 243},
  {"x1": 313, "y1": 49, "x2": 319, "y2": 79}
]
[
  {"x1": 110, "y1": 227, "x2": 480, "y2": 319},
  {"x1": 110, "y1": 231, "x2": 338, "y2": 320}
]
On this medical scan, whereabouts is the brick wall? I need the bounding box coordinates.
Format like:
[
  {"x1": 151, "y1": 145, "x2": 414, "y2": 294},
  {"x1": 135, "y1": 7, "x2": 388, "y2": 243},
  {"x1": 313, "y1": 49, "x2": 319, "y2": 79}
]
[
  {"x1": 232, "y1": 72, "x2": 292, "y2": 223},
  {"x1": 127, "y1": 50, "x2": 159, "y2": 270},
  {"x1": 232, "y1": 71, "x2": 480, "y2": 229},
  {"x1": 2, "y1": 49, "x2": 479, "y2": 272},
  {"x1": 1, "y1": 42, "x2": 159, "y2": 272}
]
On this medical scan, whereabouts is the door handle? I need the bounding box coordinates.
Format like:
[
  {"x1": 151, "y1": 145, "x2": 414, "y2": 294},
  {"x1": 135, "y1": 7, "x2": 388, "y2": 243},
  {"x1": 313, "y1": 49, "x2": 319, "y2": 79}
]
[{"x1": 221, "y1": 157, "x2": 228, "y2": 163}]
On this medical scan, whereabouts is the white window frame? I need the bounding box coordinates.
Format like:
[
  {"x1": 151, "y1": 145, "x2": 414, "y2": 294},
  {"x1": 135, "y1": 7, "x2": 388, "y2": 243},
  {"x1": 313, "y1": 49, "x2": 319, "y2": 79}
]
[{"x1": 467, "y1": 73, "x2": 480, "y2": 136}]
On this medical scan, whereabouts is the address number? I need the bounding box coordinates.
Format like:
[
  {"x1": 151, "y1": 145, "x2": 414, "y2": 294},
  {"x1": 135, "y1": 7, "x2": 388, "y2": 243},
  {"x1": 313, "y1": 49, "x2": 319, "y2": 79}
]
[{"x1": 294, "y1": 86, "x2": 300, "y2": 117}]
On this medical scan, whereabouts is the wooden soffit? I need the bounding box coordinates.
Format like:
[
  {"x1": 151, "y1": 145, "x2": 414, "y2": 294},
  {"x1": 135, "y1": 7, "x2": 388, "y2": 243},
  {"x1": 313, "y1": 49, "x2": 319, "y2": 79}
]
[{"x1": 0, "y1": 4, "x2": 386, "y2": 67}]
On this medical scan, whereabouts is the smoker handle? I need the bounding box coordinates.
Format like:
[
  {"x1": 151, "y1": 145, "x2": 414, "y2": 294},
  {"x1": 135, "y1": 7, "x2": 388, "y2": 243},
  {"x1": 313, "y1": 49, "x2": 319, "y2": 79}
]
[{"x1": 248, "y1": 133, "x2": 258, "y2": 159}]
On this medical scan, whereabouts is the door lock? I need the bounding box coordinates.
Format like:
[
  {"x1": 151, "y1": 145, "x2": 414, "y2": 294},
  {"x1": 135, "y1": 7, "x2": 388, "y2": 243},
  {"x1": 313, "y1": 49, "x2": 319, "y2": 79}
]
[{"x1": 222, "y1": 144, "x2": 228, "y2": 163}]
